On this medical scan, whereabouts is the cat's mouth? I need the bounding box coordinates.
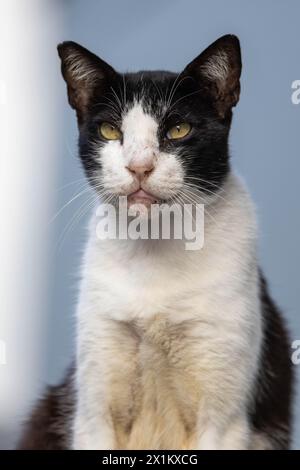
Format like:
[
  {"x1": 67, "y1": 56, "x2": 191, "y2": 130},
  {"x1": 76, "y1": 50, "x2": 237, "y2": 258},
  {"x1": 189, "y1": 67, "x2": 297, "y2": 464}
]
[{"x1": 127, "y1": 189, "x2": 159, "y2": 207}]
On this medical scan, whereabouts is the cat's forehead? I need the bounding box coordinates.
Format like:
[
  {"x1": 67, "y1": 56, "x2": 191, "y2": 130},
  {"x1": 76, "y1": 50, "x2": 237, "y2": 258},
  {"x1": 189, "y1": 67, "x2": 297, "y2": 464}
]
[
  {"x1": 124, "y1": 70, "x2": 178, "y2": 93},
  {"x1": 116, "y1": 71, "x2": 180, "y2": 117},
  {"x1": 92, "y1": 69, "x2": 206, "y2": 129},
  {"x1": 101, "y1": 70, "x2": 197, "y2": 126},
  {"x1": 121, "y1": 101, "x2": 159, "y2": 141}
]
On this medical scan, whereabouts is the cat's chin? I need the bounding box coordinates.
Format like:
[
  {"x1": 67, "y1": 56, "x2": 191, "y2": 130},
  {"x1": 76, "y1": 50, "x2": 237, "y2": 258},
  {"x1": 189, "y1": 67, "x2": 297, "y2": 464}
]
[
  {"x1": 127, "y1": 189, "x2": 159, "y2": 205},
  {"x1": 127, "y1": 200, "x2": 156, "y2": 219}
]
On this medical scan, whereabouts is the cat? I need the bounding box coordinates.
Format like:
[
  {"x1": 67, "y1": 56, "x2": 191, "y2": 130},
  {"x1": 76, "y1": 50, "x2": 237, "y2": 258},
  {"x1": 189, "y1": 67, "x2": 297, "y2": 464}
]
[{"x1": 18, "y1": 35, "x2": 293, "y2": 450}]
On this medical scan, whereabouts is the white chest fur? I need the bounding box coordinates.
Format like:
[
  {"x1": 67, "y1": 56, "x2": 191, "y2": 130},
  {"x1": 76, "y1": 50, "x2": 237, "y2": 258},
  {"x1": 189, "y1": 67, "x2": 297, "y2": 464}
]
[{"x1": 73, "y1": 173, "x2": 262, "y2": 450}]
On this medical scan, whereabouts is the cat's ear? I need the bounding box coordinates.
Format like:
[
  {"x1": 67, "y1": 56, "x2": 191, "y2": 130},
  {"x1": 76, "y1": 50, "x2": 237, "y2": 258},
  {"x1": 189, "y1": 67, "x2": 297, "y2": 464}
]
[
  {"x1": 57, "y1": 41, "x2": 117, "y2": 123},
  {"x1": 183, "y1": 35, "x2": 241, "y2": 118}
]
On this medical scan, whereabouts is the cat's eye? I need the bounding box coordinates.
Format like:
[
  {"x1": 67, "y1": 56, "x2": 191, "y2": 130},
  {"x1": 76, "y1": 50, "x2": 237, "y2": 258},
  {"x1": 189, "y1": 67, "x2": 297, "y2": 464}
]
[
  {"x1": 99, "y1": 122, "x2": 122, "y2": 141},
  {"x1": 166, "y1": 123, "x2": 192, "y2": 140}
]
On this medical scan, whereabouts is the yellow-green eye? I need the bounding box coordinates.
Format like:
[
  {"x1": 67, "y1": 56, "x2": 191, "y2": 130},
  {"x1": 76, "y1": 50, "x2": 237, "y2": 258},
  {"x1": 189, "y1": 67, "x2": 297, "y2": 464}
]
[
  {"x1": 99, "y1": 122, "x2": 122, "y2": 141},
  {"x1": 166, "y1": 122, "x2": 192, "y2": 140}
]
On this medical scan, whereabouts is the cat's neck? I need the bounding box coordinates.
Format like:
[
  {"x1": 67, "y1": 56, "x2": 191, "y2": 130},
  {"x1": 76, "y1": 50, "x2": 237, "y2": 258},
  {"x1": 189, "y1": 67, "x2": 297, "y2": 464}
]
[{"x1": 86, "y1": 171, "x2": 256, "y2": 265}]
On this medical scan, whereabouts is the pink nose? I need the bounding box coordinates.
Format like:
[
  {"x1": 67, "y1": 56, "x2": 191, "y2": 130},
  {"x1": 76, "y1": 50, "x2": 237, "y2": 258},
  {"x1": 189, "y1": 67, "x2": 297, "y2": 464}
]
[{"x1": 126, "y1": 160, "x2": 155, "y2": 180}]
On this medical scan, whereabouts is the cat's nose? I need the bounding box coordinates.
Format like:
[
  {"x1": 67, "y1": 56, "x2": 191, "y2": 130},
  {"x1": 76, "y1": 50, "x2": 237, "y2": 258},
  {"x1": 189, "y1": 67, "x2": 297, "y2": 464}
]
[{"x1": 126, "y1": 158, "x2": 155, "y2": 180}]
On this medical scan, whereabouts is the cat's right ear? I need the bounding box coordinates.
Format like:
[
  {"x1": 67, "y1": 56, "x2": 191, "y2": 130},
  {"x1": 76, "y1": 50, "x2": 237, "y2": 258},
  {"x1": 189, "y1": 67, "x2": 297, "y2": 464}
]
[{"x1": 57, "y1": 41, "x2": 117, "y2": 124}]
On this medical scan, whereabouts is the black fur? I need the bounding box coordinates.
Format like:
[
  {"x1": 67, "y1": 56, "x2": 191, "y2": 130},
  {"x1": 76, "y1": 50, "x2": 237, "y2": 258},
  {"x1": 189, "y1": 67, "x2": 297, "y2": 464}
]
[{"x1": 250, "y1": 274, "x2": 294, "y2": 449}]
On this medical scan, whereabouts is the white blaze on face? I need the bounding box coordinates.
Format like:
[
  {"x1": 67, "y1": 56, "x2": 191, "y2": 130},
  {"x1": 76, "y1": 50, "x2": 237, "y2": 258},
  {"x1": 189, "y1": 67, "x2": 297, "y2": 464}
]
[{"x1": 121, "y1": 102, "x2": 159, "y2": 170}]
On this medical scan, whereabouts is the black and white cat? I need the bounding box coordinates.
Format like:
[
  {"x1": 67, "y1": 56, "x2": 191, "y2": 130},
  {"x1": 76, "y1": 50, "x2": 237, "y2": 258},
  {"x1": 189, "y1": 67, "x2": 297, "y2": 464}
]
[{"x1": 19, "y1": 35, "x2": 293, "y2": 450}]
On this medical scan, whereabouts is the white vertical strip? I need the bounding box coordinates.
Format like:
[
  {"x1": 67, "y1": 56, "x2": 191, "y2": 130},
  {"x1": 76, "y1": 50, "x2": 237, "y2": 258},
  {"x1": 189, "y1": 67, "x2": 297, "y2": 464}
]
[{"x1": 0, "y1": 0, "x2": 64, "y2": 447}]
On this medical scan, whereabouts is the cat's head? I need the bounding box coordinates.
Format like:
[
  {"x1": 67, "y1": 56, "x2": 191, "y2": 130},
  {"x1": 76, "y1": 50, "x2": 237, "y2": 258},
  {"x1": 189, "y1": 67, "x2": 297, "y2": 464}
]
[{"x1": 57, "y1": 35, "x2": 241, "y2": 212}]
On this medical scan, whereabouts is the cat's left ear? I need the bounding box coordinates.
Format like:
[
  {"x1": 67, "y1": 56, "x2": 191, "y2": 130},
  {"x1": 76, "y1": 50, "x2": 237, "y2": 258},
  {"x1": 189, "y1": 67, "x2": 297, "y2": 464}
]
[{"x1": 183, "y1": 34, "x2": 241, "y2": 118}]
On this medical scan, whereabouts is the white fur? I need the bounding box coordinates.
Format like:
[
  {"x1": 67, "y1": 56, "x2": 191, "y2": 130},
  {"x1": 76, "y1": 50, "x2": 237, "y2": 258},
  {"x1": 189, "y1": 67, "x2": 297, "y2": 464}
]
[{"x1": 72, "y1": 103, "x2": 263, "y2": 450}]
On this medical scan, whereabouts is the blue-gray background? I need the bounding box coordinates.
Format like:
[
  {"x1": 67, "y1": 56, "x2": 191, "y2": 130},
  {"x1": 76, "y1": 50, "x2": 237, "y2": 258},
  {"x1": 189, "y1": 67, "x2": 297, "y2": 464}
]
[{"x1": 8, "y1": 0, "x2": 300, "y2": 449}]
